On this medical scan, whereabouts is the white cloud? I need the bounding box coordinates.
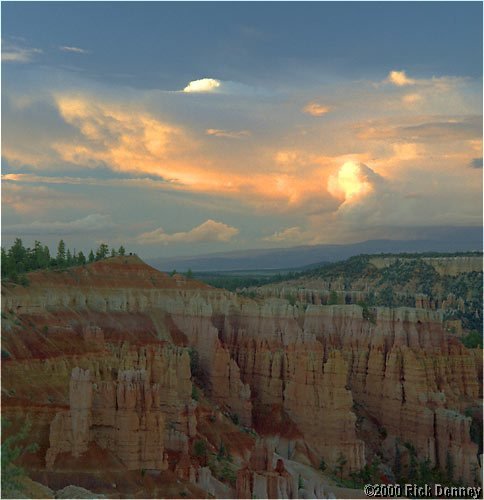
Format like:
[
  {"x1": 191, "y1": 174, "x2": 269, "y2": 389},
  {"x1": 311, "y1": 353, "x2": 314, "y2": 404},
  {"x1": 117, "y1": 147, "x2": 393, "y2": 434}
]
[
  {"x1": 60, "y1": 46, "x2": 88, "y2": 54},
  {"x1": 2, "y1": 214, "x2": 115, "y2": 235},
  {"x1": 206, "y1": 128, "x2": 251, "y2": 139},
  {"x1": 386, "y1": 70, "x2": 416, "y2": 86},
  {"x1": 302, "y1": 102, "x2": 331, "y2": 116},
  {"x1": 183, "y1": 78, "x2": 221, "y2": 93},
  {"x1": 137, "y1": 219, "x2": 239, "y2": 245},
  {"x1": 263, "y1": 226, "x2": 304, "y2": 242},
  {"x1": 2, "y1": 43, "x2": 42, "y2": 63},
  {"x1": 327, "y1": 161, "x2": 382, "y2": 203}
]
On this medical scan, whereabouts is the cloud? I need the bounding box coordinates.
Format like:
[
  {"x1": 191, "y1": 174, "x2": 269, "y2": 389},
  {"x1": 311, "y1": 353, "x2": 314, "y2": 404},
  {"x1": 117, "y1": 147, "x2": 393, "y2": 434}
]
[
  {"x1": 183, "y1": 78, "x2": 221, "y2": 93},
  {"x1": 137, "y1": 219, "x2": 239, "y2": 245},
  {"x1": 357, "y1": 116, "x2": 482, "y2": 143},
  {"x1": 51, "y1": 95, "x2": 201, "y2": 182},
  {"x1": 469, "y1": 157, "x2": 483, "y2": 169},
  {"x1": 392, "y1": 143, "x2": 419, "y2": 161},
  {"x1": 2, "y1": 182, "x2": 96, "y2": 214},
  {"x1": 383, "y1": 70, "x2": 467, "y2": 94},
  {"x1": 402, "y1": 93, "x2": 423, "y2": 105},
  {"x1": 206, "y1": 128, "x2": 251, "y2": 139},
  {"x1": 2, "y1": 42, "x2": 42, "y2": 63},
  {"x1": 2, "y1": 214, "x2": 115, "y2": 235},
  {"x1": 60, "y1": 46, "x2": 89, "y2": 54},
  {"x1": 37, "y1": 95, "x2": 338, "y2": 209},
  {"x1": 303, "y1": 102, "x2": 331, "y2": 116},
  {"x1": 327, "y1": 161, "x2": 383, "y2": 203},
  {"x1": 386, "y1": 70, "x2": 416, "y2": 86},
  {"x1": 2, "y1": 173, "x2": 174, "y2": 189},
  {"x1": 182, "y1": 78, "x2": 257, "y2": 95},
  {"x1": 263, "y1": 226, "x2": 305, "y2": 242}
]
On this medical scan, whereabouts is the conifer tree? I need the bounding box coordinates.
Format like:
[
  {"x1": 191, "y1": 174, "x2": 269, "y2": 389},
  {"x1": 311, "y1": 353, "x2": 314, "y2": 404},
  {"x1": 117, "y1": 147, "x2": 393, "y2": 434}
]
[
  {"x1": 56, "y1": 240, "x2": 66, "y2": 266},
  {"x1": 77, "y1": 251, "x2": 86, "y2": 265}
]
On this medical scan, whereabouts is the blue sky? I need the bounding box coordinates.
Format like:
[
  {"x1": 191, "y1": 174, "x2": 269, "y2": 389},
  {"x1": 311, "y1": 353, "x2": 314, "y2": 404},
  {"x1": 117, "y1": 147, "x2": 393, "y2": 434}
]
[{"x1": 2, "y1": 2, "x2": 482, "y2": 257}]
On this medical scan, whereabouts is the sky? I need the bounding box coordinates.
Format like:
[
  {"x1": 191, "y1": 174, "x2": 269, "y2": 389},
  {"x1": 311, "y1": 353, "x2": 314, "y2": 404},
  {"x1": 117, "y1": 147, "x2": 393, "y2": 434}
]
[{"x1": 1, "y1": 2, "x2": 483, "y2": 258}]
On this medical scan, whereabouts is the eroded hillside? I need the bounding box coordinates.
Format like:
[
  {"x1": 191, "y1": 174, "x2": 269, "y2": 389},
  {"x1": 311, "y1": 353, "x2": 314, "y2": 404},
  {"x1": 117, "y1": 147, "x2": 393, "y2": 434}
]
[{"x1": 1, "y1": 255, "x2": 482, "y2": 498}]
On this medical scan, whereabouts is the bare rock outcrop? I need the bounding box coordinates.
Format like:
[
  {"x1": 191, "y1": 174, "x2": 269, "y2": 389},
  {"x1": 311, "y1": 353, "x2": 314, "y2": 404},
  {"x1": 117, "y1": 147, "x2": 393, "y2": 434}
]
[
  {"x1": 3, "y1": 256, "x2": 480, "y2": 489},
  {"x1": 46, "y1": 344, "x2": 193, "y2": 471},
  {"x1": 236, "y1": 440, "x2": 298, "y2": 499}
]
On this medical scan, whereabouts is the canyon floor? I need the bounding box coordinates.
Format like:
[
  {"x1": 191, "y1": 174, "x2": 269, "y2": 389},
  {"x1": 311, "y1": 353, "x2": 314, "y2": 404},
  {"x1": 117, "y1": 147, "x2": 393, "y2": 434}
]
[{"x1": 1, "y1": 254, "x2": 482, "y2": 498}]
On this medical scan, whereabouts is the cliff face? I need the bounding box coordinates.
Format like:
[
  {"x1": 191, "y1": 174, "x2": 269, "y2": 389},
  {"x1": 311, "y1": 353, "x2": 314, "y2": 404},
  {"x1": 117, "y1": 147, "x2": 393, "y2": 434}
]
[
  {"x1": 303, "y1": 305, "x2": 480, "y2": 483},
  {"x1": 2, "y1": 256, "x2": 481, "y2": 496},
  {"x1": 45, "y1": 343, "x2": 193, "y2": 471}
]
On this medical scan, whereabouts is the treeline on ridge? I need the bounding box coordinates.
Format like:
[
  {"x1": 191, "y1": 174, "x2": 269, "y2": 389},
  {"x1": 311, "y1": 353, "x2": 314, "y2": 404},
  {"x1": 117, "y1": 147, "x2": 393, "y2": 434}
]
[
  {"x1": 1, "y1": 238, "x2": 127, "y2": 284},
  {"x1": 198, "y1": 253, "x2": 482, "y2": 334}
]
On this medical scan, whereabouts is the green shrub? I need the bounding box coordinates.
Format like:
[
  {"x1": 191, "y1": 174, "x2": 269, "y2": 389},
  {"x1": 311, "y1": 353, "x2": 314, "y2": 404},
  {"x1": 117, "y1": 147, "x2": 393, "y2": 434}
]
[
  {"x1": 188, "y1": 347, "x2": 202, "y2": 380},
  {"x1": 217, "y1": 441, "x2": 227, "y2": 460},
  {"x1": 18, "y1": 275, "x2": 29, "y2": 287},
  {"x1": 460, "y1": 330, "x2": 482, "y2": 349},
  {"x1": 193, "y1": 440, "x2": 207, "y2": 458},
  {"x1": 219, "y1": 462, "x2": 236, "y2": 486},
  {"x1": 1, "y1": 418, "x2": 39, "y2": 496}
]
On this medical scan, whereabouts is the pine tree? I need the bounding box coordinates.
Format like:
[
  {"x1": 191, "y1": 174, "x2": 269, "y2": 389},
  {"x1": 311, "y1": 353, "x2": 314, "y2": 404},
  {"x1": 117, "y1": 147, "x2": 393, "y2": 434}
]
[
  {"x1": 111, "y1": 248, "x2": 116, "y2": 257},
  {"x1": 8, "y1": 238, "x2": 27, "y2": 274},
  {"x1": 118, "y1": 245, "x2": 126, "y2": 256},
  {"x1": 77, "y1": 251, "x2": 86, "y2": 265},
  {"x1": 34, "y1": 241, "x2": 49, "y2": 269},
  {"x1": 95, "y1": 243, "x2": 109, "y2": 261},
  {"x1": 43, "y1": 246, "x2": 51, "y2": 266},
  {"x1": 88, "y1": 250, "x2": 95, "y2": 263},
  {"x1": 1, "y1": 247, "x2": 8, "y2": 278},
  {"x1": 66, "y1": 249, "x2": 73, "y2": 267},
  {"x1": 56, "y1": 240, "x2": 66, "y2": 266}
]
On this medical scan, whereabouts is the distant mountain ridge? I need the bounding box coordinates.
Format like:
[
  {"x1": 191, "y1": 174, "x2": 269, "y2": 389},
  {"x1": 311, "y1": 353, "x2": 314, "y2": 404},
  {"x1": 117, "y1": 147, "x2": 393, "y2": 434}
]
[{"x1": 147, "y1": 229, "x2": 483, "y2": 272}]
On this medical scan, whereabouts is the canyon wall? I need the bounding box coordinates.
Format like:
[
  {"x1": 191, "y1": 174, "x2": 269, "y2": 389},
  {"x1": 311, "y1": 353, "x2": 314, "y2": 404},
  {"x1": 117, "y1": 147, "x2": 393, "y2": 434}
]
[{"x1": 2, "y1": 256, "x2": 481, "y2": 491}]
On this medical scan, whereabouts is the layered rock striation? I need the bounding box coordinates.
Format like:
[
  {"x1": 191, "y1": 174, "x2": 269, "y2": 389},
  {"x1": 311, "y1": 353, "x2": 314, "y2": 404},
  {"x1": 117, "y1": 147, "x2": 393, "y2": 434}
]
[
  {"x1": 44, "y1": 343, "x2": 193, "y2": 470},
  {"x1": 2, "y1": 256, "x2": 481, "y2": 491}
]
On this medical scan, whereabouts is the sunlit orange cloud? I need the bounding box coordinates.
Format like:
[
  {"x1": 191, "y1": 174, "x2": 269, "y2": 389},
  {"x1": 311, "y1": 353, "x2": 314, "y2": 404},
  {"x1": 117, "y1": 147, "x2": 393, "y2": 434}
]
[
  {"x1": 402, "y1": 93, "x2": 423, "y2": 106},
  {"x1": 468, "y1": 139, "x2": 483, "y2": 154},
  {"x1": 386, "y1": 70, "x2": 416, "y2": 86},
  {"x1": 54, "y1": 96, "x2": 203, "y2": 182},
  {"x1": 2, "y1": 146, "x2": 46, "y2": 168},
  {"x1": 302, "y1": 102, "x2": 331, "y2": 116},
  {"x1": 327, "y1": 161, "x2": 375, "y2": 203},
  {"x1": 50, "y1": 95, "x2": 346, "y2": 209},
  {"x1": 392, "y1": 143, "x2": 419, "y2": 161}
]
